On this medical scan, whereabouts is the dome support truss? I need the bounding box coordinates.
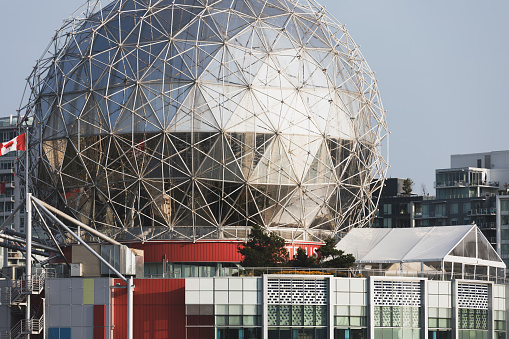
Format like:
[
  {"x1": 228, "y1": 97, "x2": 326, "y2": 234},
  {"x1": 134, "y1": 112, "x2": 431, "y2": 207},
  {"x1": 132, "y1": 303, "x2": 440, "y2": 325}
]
[{"x1": 18, "y1": 0, "x2": 388, "y2": 243}]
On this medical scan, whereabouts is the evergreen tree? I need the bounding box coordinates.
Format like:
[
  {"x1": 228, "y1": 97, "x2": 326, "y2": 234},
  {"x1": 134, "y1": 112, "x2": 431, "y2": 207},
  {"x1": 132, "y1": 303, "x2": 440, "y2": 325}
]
[
  {"x1": 402, "y1": 178, "x2": 414, "y2": 195},
  {"x1": 318, "y1": 237, "x2": 356, "y2": 269},
  {"x1": 288, "y1": 247, "x2": 318, "y2": 268},
  {"x1": 238, "y1": 224, "x2": 288, "y2": 267}
]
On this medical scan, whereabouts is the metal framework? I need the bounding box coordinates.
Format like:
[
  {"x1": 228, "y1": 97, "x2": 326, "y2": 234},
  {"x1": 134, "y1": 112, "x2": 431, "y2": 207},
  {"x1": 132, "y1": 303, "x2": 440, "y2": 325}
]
[{"x1": 18, "y1": 0, "x2": 388, "y2": 243}]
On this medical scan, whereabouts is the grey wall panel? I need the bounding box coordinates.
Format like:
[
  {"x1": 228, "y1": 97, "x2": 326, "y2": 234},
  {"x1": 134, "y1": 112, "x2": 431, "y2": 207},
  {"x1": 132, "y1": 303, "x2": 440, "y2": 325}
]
[
  {"x1": 72, "y1": 326, "x2": 94, "y2": 339},
  {"x1": 59, "y1": 305, "x2": 72, "y2": 327},
  {"x1": 71, "y1": 305, "x2": 84, "y2": 327},
  {"x1": 94, "y1": 278, "x2": 109, "y2": 304},
  {"x1": 71, "y1": 281, "x2": 83, "y2": 305},
  {"x1": 47, "y1": 279, "x2": 61, "y2": 305},
  {"x1": 60, "y1": 279, "x2": 72, "y2": 305},
  {"x1": 83, "y1": 305, "x2": 94, "y2": 326},
  {"x1": 0, "y1": 306, "x2": 10, "y2": 330}
]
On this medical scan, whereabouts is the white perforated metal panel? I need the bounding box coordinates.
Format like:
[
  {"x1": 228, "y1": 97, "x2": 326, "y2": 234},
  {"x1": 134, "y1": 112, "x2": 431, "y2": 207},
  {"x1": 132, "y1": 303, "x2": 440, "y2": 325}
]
[
  {"x1": 373, "y1": 280, "x2": 421, "y2": 306},
  {"x1": 267, "y1": 278, "x2": 327, "y2": 305},
  {"x1": 457, "y1": 283, "x2": 488, "y2": 309}
]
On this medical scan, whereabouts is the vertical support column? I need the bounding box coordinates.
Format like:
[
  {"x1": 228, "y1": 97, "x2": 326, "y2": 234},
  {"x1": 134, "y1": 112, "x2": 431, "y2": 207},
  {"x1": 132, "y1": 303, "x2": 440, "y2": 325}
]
[
  {"x1": 496, "y1": 197, "x2": 501, "y2": 255},
  {"x1": 42, "y1": 297, "x2": 46, "y2": 339},
  {"x1": 127, "y1": 277, "x2": 134, "y2": 339},
  {"x1": 26, "y1": 192, "x2": 32, "y2": 338},
  {"x1": 421, "y1": 279, "x2": 428, "y2": 339},
  {"x1": 262, "y1": 275, "x2": 268, "y2": 339},
  {"x1": 368, "y1": 277, "x2": 375, "y2": 339},
  {"x1": 488, "y1": 283, "x2": 494, "y2": 339},
  {"x1": 452, "y1": 280, "x2": 458, "y2": 339},
  {"x1": 328, "y1": 277, "x2": 334, "y2": 339},
  {"x1": 3, "y1": 247, "x2": 7, "y2": 268}
]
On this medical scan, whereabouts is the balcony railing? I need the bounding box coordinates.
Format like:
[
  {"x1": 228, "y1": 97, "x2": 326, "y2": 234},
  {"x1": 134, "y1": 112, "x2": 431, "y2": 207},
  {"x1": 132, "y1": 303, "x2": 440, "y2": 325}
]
[
  {"x1": 468, "y1": 208, "x2": 496, "y2": 216},
  {"x1": 139, "y1": 267, "x2": 507, "y2": 283},
  {"x1": 435, "y1": 181, "x2": 500, "y2": 188}
]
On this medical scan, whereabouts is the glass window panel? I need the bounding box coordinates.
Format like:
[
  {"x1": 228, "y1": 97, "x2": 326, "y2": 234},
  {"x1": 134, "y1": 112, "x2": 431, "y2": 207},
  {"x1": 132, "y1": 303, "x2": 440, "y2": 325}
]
[
  {"x1": 402, "y1": 328, "x2": 413, "y2": 339},
  {"x1": 439, "y1": 308, "x2": 451, "y2": 318},
  {"x1": 439, "y1": 318, "x2": 451, "y2": 328},
  {"x1": 350, "y1": 306, "x2": 365, "y2": 316},
  {"x1": 244, "y1": 305, "x2": 258, "y2": 315},
  {"x1": 267, "y1": 305, "x2": 278, "y2": 326},
  {"x1": 392, "y1": 328, "x2": 402, "y2": 339},
  {"x1": 244, "y1": 328, "x2": 261, "y2": 339},
  {"x1": 428, "y1": 308, "x2": 438, "y2": 318},
  {"x1": 186, "y1": 305, "x2": 200, "y2": 315},
  {"x1": 216, "y1": 316, "x2": 228, "y2": 326},
  {"x1": 429, "y1": 318, "x2": 438, "y2": 328},
  {"x1": 243, "y1": 316, "x2": 256, "y2": 326},
  {"x1": 200, "y1": 305, "x2": 213, "y2": 315},
  {"x1": 316, "y1": 305, "x2": 327, "y2": 326},
  {"x1": 335, "y1": 316, "x2": 349, "y2": 326},
  {"x1": 336, "y1": 305, "x2": 349, "y2": 316},
  {"x1": 392, "y1": 307, "x2": 402, "y2": 327},
  {"x1": 350, "y1": 316, "x2": 365, "y2": 327},
  {"x1": 383, "y1": 328, "x2": 393, "y2": 338},
  {"x1": 382, "y1": 306, "x2": 392, "y2": 327},
  {"x1": 411, "y1": 307, "x2": 420, "y2": 328},
  {"x1": 216, "y1": 305, "x2": 228, "y2": 315},
  {"x1": 292, "y1": 305, "x2": 303, "y2": 326},
  {"x1": 402, "y1": 307, "x2": 412, "y2": 328},
  {"x1": 229, "y1": 305, "x2": 243, "y2": 315},
  {"x1": 374, "y1": 307, "x2": 381, "y2": 327},
  {"x1": 229, "y1": 316, "x2": 242, "y2": 326},
  {"x1": 280, "y1": 305, "x2": 291, "y2": 326},
  {"x1": 303, "y1": 305, "x2": 314, "y2": 326},
  {"x1": 468, "y1": 309, "x2": 475, "y2": 330}
]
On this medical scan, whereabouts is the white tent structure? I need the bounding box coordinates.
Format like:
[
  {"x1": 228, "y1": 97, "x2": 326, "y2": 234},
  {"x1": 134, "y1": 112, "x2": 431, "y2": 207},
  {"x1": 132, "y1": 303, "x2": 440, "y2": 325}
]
[{"x1": 336, "y1": 225, "x2": 505, "y2": 280}]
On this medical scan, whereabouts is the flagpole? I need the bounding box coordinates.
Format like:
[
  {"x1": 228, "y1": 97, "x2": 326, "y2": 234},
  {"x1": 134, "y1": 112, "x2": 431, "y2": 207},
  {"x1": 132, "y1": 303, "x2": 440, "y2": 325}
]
[{"x1": 25, "y1": 126, "x2": 32, "y2": 338}]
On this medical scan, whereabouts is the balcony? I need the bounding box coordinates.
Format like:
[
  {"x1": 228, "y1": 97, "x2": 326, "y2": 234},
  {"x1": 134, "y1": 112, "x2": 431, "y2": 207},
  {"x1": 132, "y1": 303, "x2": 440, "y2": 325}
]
[
  {"x1": 435, "y1": 181, "x2": 467, "y2": 188},
  {"x1": 435, "y1": 181, "x2": 499, "y2": 189},
  {"x1": 468, "y1": 208, "x2": 496, "y2": 216}
]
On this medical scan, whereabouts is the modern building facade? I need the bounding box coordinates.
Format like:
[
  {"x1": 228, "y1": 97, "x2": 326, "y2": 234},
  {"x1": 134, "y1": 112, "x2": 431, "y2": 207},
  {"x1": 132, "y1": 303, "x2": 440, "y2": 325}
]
[
  {"x1": 450, "y1": 151, "x2": 509, "y2": 191},
  {"x1": 373, "y1": 151, "x2": 509, "y2": 264},
  {"x1": 0, "y1": 115, "x2": 27, "y2": 268},
  {"x1": 1, "y1": 226, "x2": 507, "y2": 339},
  {"x1": 497, "y1": 195, "x2": 509, "y2": 268}
]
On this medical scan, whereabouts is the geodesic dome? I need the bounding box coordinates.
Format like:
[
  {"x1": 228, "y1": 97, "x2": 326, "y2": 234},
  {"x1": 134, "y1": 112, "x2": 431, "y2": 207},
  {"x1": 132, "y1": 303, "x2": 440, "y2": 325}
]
[{"x1": 20, "y1": 0, "x2": 388, "y2": 243}]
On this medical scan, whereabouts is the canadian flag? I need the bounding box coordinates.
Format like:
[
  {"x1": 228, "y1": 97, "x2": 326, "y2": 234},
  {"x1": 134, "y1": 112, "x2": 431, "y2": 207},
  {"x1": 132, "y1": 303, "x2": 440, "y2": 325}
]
[{"x1": 0, "y1": 133, "x2": 25, "y2": 156}]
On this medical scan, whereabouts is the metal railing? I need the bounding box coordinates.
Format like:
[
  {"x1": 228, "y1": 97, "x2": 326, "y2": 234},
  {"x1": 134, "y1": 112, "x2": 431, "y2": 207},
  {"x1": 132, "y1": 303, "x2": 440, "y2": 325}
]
[
  {"x1": 10, "y1": 315, "x2": 44, "y2": 339},
  {"x1": 9, "y1": 320, "x2": 21, "y2": 339},
  {"x1": 233, "y1": 267, "x2": 508, "y2": 283},
  {"x1": 139, "y1": 266, "x2": 507, "y2": 283}
]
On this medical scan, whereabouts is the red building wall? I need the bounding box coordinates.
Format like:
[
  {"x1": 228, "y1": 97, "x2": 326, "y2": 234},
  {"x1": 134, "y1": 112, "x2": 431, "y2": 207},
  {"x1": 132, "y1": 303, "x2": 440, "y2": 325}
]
[
  {"x1": 130, "y1": 241, "x2": 323, "y2": 263},
  {"x1": 130, "y1": 241, "x2": 244, "y2": 263},
  {"x1": 112, "y1": 279, "x2": 185, "y2": 339}
]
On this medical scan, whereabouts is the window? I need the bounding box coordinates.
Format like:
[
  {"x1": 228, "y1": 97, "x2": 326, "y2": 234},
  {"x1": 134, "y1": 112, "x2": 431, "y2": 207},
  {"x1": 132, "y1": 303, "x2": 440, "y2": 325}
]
[
  {"x1": 423, "y1": 205, "x2": 429, "y2": 218},
  {"x1": 502, "y1": 216, "x2": 509, "y2": 226},
  {"x1": 464, "y1": 202, "x2": 471, "y2": 214},
  {"x1": 501, "y1": 200, "x2": 509, "y2": 212},
  {"x1": 450, "y1": 204, "x2": 458, "y2": 214},
  {"x1": 436, "y1": 204, "x2": 446, "y2": 217},
  {"x1": 383, "y1": 204, "x2": 392, "y2": 215},
  {"x1": 383, "y1": 218, "x2": 392, "y2": 228}
]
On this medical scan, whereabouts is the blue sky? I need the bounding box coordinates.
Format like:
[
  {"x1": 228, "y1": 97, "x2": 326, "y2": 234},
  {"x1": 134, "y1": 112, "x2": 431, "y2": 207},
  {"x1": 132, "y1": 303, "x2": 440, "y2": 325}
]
[{"x1": 2, "y1": 0, "x2": 508, "y2": 194}]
